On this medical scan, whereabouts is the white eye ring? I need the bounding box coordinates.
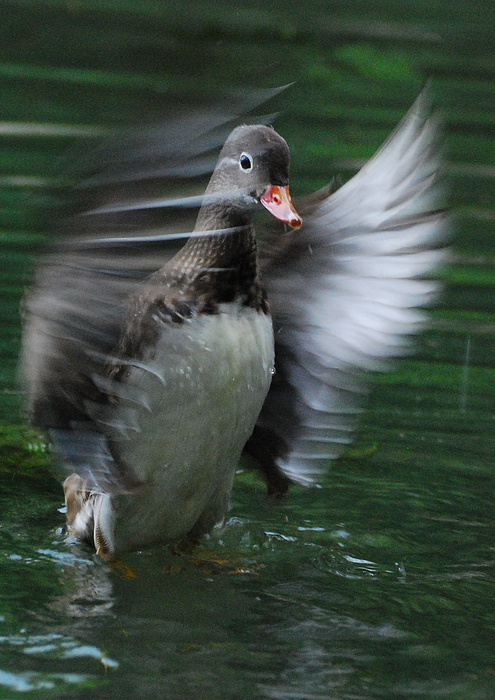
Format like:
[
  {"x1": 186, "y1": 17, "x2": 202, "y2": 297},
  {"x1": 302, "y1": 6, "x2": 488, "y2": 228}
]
[{"x1": 239, "y1": 153, "x2": 253, "y2": 171}]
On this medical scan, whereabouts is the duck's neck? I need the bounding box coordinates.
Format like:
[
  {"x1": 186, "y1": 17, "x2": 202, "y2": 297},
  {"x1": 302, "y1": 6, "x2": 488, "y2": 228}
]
[
  {"x1": 116, "y1": 201, "x2": 267, "y2": 372},
  {"x1": 159, "y1": 197, "x2": 265, "y2": 309},
  {"x1": 194, "y1": 191, "x2": 253, "y2": 233}
]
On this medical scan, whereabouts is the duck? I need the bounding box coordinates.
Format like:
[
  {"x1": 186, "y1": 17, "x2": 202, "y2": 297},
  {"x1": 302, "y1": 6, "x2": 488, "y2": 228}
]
[{"x1": 20, "y1": 90, "x2": 445, "y2": 554}]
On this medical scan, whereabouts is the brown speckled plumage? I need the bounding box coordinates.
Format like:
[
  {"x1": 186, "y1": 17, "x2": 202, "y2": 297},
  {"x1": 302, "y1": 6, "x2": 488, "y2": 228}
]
[{"x1": 114, "y1": 224, "x2": 269, "y2": 379}]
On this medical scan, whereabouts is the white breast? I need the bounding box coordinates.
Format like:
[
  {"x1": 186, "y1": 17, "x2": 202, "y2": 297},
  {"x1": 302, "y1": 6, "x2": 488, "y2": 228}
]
[{"x1": 106, "y1": 304, "x2": 274, "y2": 550}]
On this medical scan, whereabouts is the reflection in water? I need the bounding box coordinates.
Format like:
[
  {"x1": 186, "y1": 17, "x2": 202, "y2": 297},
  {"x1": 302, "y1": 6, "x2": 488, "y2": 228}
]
[
  {"x1": 0, "y1": 667, "x2": 91, "y2": 693},
  {"x1": 0, "y1": 543, "x2": 118, "y2": 695},
  {"x1": 316, "y1": 549, "x2": 407, "y2": 580},
  {"x1": 43, "y1": 544, "x2": 115, "y2": 619}
]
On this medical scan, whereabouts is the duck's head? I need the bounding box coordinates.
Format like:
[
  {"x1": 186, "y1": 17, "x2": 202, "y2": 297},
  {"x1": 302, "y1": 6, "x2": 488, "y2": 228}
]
[{"x1": 201, "y1": 124, "x2": 302, "y2": 230}]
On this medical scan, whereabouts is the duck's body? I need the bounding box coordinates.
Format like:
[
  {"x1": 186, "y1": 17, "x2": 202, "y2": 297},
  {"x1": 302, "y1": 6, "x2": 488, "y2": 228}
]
[
  {"x1": 40, "y1": 124, "x2": 300, "y2": 553},
  {"x1": 69, "y1": 300, "x2": 274, "y2": 552}
]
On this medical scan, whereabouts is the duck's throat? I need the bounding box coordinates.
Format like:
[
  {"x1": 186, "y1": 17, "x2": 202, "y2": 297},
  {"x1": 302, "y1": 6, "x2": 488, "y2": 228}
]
[{"x1": 163, "y1": 223, "x2": 266, "y2": 309}]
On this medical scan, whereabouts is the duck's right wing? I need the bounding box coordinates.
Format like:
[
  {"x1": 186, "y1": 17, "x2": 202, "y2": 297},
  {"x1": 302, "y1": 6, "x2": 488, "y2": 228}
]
[{"x1": 252, "y1": 90, "x2": 447, "y2": 490}]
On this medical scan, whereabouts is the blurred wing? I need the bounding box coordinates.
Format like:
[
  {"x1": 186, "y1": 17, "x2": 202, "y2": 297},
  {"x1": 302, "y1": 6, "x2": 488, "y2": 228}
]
[
  {"x1": 256, "y1": 90, "x2": 447, "y2": 486},
  {"x1": 20, "y1": 236, "x2": 181, "y2": 493},
  {"x1": 20, "y1": 91, "x2": 282, "y2": 493}
]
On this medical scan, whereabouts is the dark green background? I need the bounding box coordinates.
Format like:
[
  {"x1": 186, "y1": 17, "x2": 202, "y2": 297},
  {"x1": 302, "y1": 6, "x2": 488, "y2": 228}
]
[{"x1": 0, "y1": 1, "x2": 494, "y2": 698}]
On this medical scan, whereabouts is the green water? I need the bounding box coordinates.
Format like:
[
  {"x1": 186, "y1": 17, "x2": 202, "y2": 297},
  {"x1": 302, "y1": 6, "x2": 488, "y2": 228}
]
[{"x1": 1, "y1": 0, "x2": 495, "y2": 697}]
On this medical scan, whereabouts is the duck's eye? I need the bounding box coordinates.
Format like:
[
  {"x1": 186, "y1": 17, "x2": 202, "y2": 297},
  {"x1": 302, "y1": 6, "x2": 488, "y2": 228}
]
[{"x1": 239, "y1": 153, "x2": 253, "y2": 171}]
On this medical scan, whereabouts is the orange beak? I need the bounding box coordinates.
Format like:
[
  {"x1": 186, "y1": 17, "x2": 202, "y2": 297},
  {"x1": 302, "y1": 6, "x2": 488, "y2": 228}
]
[{"x1": 260, "y1": 185, "x2": 302, "y2": 229}]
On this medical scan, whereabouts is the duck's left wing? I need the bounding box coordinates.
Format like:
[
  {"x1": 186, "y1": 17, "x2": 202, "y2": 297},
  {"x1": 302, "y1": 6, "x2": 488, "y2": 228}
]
[
  {"x1": 252, "y1": 90, "x2": 447, "y2": 488},
  {"x1": 21, "y1": 94, "x2": 281, "y2": 494}
]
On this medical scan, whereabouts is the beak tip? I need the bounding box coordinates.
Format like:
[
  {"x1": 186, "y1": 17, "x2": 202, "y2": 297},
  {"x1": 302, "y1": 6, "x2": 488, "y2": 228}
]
[{"x1": 260, "y1": 184, "x2": 302, "y2": 229}]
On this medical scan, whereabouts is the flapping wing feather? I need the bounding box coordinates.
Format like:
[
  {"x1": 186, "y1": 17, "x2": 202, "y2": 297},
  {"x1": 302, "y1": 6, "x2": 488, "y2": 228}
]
[{"x1": 255, "y1": 90, "x2": 447, "y2": 486}]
